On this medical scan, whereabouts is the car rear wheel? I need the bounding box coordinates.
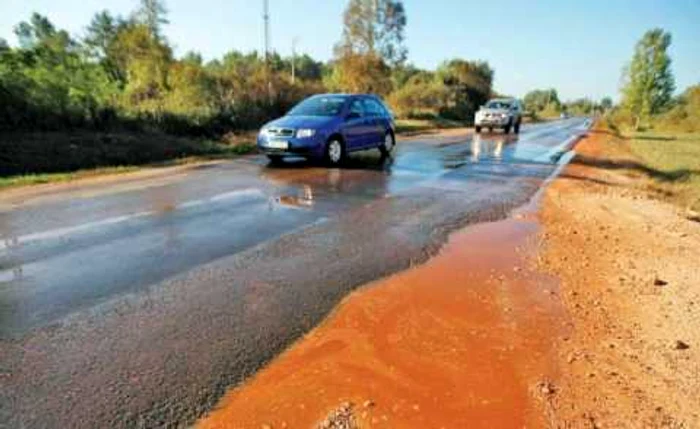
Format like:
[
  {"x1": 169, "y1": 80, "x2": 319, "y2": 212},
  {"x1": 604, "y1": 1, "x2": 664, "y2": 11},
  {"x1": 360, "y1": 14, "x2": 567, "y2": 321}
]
[
  {"x1": 325, "y1": 138, "x2": 345, "y2": 166},
  {"x1": 379, "y1": 132, "x2": 395, "y2": 156},
  {"x1": 475, "y1": 126, "x2": 482, "y2": 133},
  {"x1": 514, "y1": 120, "x2": 521, "y2": 134}
]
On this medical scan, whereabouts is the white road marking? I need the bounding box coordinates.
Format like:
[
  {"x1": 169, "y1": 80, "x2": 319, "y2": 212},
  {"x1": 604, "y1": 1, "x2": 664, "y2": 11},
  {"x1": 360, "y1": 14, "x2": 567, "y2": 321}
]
[{"x1": 0, "y1": 188, "x2": 264, "y2": 251}]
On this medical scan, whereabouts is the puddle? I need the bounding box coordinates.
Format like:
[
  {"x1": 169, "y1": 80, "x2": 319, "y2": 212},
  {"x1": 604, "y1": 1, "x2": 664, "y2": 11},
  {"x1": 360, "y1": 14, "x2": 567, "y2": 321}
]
[{"x1": 197, "y1": 211, "x2": 566, "y2": 428}]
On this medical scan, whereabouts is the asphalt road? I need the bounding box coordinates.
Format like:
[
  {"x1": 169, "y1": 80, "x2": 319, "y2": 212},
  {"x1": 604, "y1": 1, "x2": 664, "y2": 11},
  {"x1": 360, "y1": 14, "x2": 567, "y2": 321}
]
[{"x1": 0, "y1": 118, "x2": 589, "y2": 428}]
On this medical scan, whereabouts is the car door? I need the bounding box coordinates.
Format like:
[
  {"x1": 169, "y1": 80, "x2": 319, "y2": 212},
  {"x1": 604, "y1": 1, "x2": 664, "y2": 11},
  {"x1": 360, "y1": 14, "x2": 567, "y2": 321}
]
[
  {"x1": 363, "y1": 98, "x2": 388, "y2": 147},
  {"x1": 511, "y1": 101, "x2": 520, "y2": 120},
  {"x1": 343, "y1": 99, "x2": 372, "y2": 150}
]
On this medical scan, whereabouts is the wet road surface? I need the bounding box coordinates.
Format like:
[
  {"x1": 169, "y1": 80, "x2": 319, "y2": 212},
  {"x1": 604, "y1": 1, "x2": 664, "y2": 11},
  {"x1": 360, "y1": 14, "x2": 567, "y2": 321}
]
[{"x1": 0, "y1": 118, "x2": 588, "y2": 428}]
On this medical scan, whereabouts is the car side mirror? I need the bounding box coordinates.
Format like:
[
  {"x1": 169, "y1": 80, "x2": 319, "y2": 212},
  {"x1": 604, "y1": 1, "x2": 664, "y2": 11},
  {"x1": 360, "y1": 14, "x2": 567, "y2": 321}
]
[{"x1": 346, "y1": 112, "x2": 361, "y2": 120}]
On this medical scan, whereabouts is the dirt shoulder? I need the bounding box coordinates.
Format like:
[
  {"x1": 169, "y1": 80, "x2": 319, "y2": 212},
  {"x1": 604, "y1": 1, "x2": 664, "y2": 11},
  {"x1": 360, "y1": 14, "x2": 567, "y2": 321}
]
[{"x1": 539, "y1": 129, "x2": 700, "y2": 428}]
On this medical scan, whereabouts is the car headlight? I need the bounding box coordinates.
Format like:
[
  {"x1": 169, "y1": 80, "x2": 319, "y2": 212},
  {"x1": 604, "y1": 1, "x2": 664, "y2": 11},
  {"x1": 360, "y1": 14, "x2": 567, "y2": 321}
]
[
  {"x1": 260, "y1": 128, "x2": 270, "y2": 137},
  {"x1": 296, "y1": 129, "x2": 316, "y2": 139}
]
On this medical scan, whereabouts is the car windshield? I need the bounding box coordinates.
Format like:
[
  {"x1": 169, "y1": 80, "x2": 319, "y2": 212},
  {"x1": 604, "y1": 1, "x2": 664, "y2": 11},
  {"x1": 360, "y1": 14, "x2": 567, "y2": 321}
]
[
  {"x1": 288, "y1": 96, "x2": 346, "y2": 117},
  {"x1": 485, "y1": 101, "x2": 512, "y2": 109}
]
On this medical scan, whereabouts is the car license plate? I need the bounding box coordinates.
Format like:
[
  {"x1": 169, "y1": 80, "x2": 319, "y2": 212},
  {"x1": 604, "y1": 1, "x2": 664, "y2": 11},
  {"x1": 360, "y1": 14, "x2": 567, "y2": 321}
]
[{"x1": 267, "y1": 140, "x2": 289, "y2": 150}]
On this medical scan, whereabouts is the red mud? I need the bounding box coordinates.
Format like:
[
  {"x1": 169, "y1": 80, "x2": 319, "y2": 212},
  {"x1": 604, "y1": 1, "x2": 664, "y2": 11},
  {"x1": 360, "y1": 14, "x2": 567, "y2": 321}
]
[{"x1": 198, "y1": 214, "x2": 566, "y2": 428}]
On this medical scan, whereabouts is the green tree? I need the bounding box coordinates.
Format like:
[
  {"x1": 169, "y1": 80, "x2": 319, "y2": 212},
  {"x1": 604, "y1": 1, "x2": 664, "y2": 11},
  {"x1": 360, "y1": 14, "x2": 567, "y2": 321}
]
[
  {"x1": 523, "y1": 89, "x2": 560, "y2": 113},
  {"x1": 135, "y1": 0, "x2": 169, "y2": 40},
  {"x1": 15, "y1": 13, "x2": 57, "y2": 48},
  {"x1": 600, "y1": 96, "x2": 613, "y2": 111},
  {"x1": 390, "y1": 63, "x2": 421, "y2": 88},
  {"x1": 164, "y1": 58, "x2": 215, "y2": 117},
  {"x1": 621, "y1": 28, "x2": 675, "y2": 129},
  {"x1": 85, "y1": 11, "x2": 118, "y2": 58},
  {"x1": 336, "y1": 0, "x2": 407, "y2": 67},
  {"x1": 14, "y1": 12, "x2": 77, "y2": 55},
  {"x1": 292, "y1": 54, "x2": 325, "y2": 81},
  {"x1": 3, "y1": 14, "x2": 115, "y2": 128},
  {"x1": 326, "y1": 52, "x2": 392, "y2": 95},
  {"x1": 387, "y1": 72, "x2": 448, "y2": 118},
  {"x1": 658, "y1": 84, "x2": 700, "y2": 132},
  {"x1": 684, "y1": 85, "x2": 700, "y2": 122},
  {"x1": 84, "y1": 10, "x2": 127, "y2": 83},
  {"x1": 566, "y1": 98, "x2": 595, "y2": 116},
  {"x1": 182, "y1": 51, "x2": 203, "y2": 66},
  {"x1": 111, "y1": 23, "x2": 173, "y2": 110},
  {"x1": 437, "y1": 59, "x2": 494, "y2": 120}
]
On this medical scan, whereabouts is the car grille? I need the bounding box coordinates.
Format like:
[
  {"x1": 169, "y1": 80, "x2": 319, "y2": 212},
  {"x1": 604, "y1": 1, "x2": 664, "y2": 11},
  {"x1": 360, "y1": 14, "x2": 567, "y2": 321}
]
[{"x1": 267, "y1": 128, "x2": 295, "y2": 137}]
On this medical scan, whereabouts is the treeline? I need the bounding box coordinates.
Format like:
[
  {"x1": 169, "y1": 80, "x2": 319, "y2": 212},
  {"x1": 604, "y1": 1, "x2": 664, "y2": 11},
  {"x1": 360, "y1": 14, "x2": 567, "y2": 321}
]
[
  {"x1": 0, "y1": 0, "x2": 497, "y2": 140},
  {"x1": 0, "y1": 6, "x2": 325, "y2": 136},
  {"x1": 522, "y1": 89, "x2": 612, "y2": 119}
]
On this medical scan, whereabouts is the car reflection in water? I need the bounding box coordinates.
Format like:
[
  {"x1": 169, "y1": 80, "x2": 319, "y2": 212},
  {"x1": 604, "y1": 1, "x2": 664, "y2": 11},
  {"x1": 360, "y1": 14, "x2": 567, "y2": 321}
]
[
  {"x1": 276, "y1": 185, "x2": 315, "y2": 208},
  {"x1": 469, "y1": 133, "x2": 519, "y2": 163},
  {"x1": 258, "y1": 155, "x2": 393, "y2": 211}
]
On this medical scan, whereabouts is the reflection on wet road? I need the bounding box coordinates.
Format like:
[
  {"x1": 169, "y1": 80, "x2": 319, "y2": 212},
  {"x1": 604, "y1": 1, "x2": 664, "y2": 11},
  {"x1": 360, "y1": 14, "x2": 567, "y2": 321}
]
[{"x1": 0, "y1": 118, "x2": 589, "y2": 428}]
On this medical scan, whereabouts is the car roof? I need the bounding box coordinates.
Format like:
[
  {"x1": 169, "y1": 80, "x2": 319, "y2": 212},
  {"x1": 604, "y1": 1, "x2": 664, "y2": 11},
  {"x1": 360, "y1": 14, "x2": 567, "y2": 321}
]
[
  {"x1": 310, "y1": 93, "x2": 351, "y2": 98},
  {"x1": 311, "y1": 93, "x2": 380, "y2": 100}
]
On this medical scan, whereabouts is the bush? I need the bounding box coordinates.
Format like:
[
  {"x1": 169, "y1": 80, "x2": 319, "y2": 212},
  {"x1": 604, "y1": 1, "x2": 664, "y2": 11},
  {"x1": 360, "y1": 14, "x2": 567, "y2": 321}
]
[
  {"x1": 655, "y1": 85, "x2": 700, "y2": 132},
  {"x1": 387, "y1": 78, "x2": 449, "y2": 119}
]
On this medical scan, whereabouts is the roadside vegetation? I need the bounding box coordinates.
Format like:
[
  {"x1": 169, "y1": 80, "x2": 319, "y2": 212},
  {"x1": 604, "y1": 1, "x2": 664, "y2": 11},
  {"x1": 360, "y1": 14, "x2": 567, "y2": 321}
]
[
  {"x1": 591, "y1": 28, "x2": 700, "y2": 212},
  {"x1": 522, "y1": 88, "x2": 611, "y2": 120}
]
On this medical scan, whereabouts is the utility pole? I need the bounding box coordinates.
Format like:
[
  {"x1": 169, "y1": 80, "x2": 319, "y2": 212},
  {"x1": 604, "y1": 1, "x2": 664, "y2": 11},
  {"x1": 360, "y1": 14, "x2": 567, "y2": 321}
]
[
  {"x1": 291, "y1": 37, "x2": 298, "y2": 84},
  {"x1": 263, "y1": 0, "x2": 272, "y2": 104},
  {"x1": 263, "y1": 0, "x2": 270, "y2": 63}
]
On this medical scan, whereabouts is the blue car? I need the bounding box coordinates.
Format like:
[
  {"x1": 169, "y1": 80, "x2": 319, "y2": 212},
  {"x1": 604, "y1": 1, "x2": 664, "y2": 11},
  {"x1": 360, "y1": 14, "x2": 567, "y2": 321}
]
[{"x1": 257, "y1": 94, "x2": 396, "y2": 165}]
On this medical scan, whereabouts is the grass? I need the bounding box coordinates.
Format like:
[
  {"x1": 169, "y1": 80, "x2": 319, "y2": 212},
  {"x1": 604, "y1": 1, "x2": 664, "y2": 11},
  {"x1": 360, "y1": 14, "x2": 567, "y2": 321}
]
[
  {"x1": 0, "y1": 131, "x2": 256, "y2": 189},
  {"x1": 626, "y1": 131, "x2": 700, "y2": 211},
  {"x1": 0, "y1": 166, "x2": 141, "y2": 188}
]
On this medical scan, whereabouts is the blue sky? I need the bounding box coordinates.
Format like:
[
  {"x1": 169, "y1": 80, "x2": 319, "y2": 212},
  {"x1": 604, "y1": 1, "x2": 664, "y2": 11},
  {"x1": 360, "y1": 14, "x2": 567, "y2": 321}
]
[{"x1": 1, "y1": 0, "x2": 698, "y2": 101}]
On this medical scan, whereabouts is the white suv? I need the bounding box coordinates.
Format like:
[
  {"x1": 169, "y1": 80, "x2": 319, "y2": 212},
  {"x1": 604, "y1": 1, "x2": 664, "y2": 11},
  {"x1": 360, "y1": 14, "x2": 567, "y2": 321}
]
[{"x1": 474, "y1": 98, "x2": 523, "y2": 134}]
